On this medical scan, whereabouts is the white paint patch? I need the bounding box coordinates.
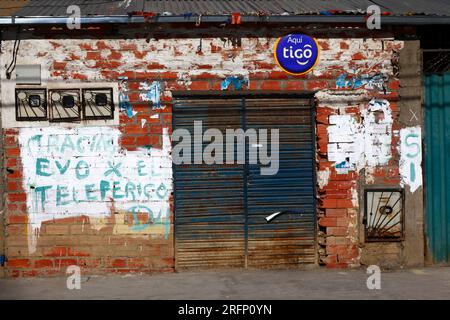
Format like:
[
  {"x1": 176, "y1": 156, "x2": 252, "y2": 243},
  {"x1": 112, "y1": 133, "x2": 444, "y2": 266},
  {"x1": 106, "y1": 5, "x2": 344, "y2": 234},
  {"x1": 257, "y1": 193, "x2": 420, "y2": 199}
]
[
  {"x1": 362, "y1": 99, "x2": 393, "y2": 166},
  {"x1": 327, "y1": 114, "x2": 364, "y2": 172},
  {"x1": 317, "y1": 168, "x2": 331, "y2": 189},
  {"x1": 18, "y1": 127, "x2": 172, "y2": 253},
  {"x1": 326, "y1": 99, "x2": 392, "y2": 174},
  {"x1": 399, "y1": 126, "x2": 422, "y2": 193}
]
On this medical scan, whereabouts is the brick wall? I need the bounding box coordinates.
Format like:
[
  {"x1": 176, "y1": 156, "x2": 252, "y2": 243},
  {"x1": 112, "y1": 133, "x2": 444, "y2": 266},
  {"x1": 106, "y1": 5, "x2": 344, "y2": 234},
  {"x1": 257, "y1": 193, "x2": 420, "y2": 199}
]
[{"x1": 0, "y1": 29, "x2": 408, "y2": 276}]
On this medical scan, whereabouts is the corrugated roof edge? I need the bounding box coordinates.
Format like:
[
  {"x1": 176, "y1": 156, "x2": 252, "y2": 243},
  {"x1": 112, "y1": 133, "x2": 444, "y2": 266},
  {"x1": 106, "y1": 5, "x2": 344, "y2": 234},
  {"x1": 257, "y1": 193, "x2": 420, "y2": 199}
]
[{"x1": 1, "y1": 14, "x2": 450, "y2": 25}]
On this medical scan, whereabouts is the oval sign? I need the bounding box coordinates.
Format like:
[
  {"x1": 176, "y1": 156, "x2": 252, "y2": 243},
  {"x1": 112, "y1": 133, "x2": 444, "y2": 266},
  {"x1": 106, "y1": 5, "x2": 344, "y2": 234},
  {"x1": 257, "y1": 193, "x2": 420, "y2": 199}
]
[{"x1": 274, "y1": 34, "x2": 320, "y2": 75}]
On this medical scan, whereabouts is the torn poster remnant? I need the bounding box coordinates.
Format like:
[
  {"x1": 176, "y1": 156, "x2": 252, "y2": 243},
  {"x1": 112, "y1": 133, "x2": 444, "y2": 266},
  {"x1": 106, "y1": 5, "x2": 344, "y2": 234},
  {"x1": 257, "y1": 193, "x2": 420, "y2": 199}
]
[
  {"x1": 326, "y1": 99, "x2": 392, "y2": 174},
  {"x1": 139, "y1": 81, "x2": 163, "y2": 110}
]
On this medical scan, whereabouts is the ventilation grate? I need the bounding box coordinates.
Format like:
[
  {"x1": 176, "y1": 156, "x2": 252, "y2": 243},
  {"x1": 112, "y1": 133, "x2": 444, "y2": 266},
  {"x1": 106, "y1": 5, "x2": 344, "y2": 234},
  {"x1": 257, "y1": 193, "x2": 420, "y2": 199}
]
[{"x1": 364, "y1": 188, "x2": 404, "y2": 242}]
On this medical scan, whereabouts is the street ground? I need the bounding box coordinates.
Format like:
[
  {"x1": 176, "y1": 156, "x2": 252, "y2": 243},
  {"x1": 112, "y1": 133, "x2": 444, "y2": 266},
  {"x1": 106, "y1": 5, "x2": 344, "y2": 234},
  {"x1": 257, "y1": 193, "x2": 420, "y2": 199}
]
[{"x1": 0, "y1": 267, "x2": 449, "y2": 300}]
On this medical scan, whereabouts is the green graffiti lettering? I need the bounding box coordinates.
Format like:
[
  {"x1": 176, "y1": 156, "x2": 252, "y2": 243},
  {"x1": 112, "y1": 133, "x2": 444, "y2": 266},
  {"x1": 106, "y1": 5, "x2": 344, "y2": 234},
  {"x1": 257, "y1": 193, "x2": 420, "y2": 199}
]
[
  {"x1": 112, "y1": 181, "x2": 124, "y2": 199},
  {"x1": 27, "y1": 134, "x2": 42, "y2": 154},
  {"x1": 104, "y1": 161, "x2": 122, "y2": 177},
  {"x1": 72, "y1": 187, "x2": 80, "y2": 204},
  {"x1": 405, "y1": 133, "x2": 420, "y2": 158},
  {"x1": 143, "y1": 183, "x2": 154, "y2": 198},
  {"x1": 56, "y1": 185, "x2": 70, "y2": 206},
  {"x1": 100, "y1": 180, "x2": 110, "y2": 200},
  {"x1": 76, "y1": 136, "x2": 89, "y2": 153},
  {"x1": 125, "y1": 182, "x2": 136, "y2": 201},
  {"x1": 47, "y1": 134, "x2": 59, "y2": 153},
  {"x1": 156, "y1": 183, "x2": 168, "y2": 199},
  {"x1": 84, "y1": 184, "x2": 97, "y2": 201},
  {"x1": 61, "y1": 135, "x2": 75, "y2": 153},
  {"x1": 55, "y1": 160, "x2": 70, "y2": 175},
  {"x1": 36, "y1": 158, "x2": 52, "y2": 176},
  {"x1": 75, "y1": 160, "x2": 90, "y2": 180},
  {"x1": 34, "y1": 185, "x2": 52, "y2": 210},
  {"x1": 137, "y1": 160, "x2": 147, "y2": 176}
]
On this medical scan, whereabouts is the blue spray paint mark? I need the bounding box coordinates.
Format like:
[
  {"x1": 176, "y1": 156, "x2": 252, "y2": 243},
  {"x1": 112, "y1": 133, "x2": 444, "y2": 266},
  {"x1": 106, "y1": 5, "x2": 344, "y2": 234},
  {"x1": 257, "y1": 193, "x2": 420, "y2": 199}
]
[
  {"x1": 221, "y1": 76, "x2": 249, "y2": 90},
  {"x1": 128, "y1": 205, "x2": 170, "y2": 239},
  {"x1": 336, "y1": 73, "x2": 346, "y2": 89},
  {"x1": 0, "y1": 255, "x2": 5, "y2": 266},
  {"x1": 336, "y1": 73, "x2": 387, "y2": 92}
]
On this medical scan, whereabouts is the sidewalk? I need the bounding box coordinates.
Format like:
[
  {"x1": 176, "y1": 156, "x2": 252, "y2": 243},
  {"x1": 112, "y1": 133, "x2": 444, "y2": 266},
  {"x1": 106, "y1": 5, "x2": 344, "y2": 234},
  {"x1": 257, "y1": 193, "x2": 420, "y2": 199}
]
[{"x1": 1, "y1": 267, "x2": 450, "y2": 300}]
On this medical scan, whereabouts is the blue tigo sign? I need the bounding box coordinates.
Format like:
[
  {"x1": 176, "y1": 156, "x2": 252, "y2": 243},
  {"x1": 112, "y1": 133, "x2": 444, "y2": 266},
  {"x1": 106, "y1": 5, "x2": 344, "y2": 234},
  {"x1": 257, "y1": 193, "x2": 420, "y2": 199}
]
[{"x1": 274, "y1": 34, "x2": 320, "y2": 75}]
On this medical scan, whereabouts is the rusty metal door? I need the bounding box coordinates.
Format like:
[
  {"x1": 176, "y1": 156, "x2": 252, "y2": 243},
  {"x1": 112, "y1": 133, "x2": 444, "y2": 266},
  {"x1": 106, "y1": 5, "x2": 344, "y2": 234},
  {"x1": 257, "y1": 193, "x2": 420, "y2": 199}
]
[
  {"x1": 173, "y1": 95, "x2": 316, "y2": 269},
  {"x1": 245, "y1": 98, "x2": 316, "y2": 268}
]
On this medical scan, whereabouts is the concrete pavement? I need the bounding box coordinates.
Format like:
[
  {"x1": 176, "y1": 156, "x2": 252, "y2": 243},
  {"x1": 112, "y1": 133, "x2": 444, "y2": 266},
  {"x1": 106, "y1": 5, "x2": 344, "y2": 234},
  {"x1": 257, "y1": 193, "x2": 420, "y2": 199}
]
[{"x1": 1, "y1": 267, "x2": 450, "y2": 300}]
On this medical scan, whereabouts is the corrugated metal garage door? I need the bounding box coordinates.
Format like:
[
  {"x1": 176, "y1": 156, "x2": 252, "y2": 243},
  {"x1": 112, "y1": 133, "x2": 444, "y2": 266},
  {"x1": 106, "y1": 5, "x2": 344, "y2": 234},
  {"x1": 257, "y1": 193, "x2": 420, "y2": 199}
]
[
  {"x1": 424, "y1": 75, "x2": 450, "y2": 263},
  {"x1": 173, "y1": 95, "x2": 316, "y2": 269}
]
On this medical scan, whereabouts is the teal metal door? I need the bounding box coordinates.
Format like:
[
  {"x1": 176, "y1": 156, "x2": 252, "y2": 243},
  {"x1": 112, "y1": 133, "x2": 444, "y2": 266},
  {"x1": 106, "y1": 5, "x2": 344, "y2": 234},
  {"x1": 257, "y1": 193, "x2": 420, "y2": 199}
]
[{"x1": 424, "y1": 74, "x2": 450, "y2": 263}]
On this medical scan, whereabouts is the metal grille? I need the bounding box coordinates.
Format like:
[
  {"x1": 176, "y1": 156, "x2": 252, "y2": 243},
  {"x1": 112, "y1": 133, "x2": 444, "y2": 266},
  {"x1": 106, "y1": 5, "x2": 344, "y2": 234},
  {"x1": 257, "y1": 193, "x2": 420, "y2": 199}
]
[
  {"x1": 49, "y1": 89, "x2": 81, "y2": 122},
  {"x1": 82, "y1": 88, "x2": 114, "y2": 120},
  {"x1": 15, "y1": 88, "x2": 47, "y2": 121},
  {"x1": 423, "y1": 50, "x2": 450, "y2": 74},
  {"x1": 364, "y1": 189, "x2": 404, "y2": 242}
]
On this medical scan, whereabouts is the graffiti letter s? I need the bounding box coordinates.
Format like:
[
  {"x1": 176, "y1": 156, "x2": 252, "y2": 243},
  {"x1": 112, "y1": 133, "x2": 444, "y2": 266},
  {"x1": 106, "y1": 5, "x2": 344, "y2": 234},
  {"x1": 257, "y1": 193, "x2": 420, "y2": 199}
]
[{"x1": 405, "y1": 133, "x2": 420, "y2": 158}]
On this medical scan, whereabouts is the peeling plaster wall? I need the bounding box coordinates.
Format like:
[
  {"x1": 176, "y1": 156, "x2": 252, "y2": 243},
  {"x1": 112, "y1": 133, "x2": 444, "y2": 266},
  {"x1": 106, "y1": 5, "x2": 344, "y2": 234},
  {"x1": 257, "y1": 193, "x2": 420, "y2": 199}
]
[{"x1": 0, "y1": 27, "x2": 423, "y2": 276}]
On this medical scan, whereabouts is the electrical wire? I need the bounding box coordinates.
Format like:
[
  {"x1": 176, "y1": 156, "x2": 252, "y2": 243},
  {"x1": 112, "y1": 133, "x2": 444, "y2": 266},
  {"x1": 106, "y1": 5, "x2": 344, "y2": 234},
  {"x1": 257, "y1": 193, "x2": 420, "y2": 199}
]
[{"x1": 5, "y1": 27, "x2": 21, "y2": 79}]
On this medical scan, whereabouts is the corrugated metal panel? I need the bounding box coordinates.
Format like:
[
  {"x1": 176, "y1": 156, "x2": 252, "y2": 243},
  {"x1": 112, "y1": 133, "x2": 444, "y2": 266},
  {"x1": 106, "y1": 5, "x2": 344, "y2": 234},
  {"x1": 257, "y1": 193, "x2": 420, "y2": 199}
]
[
  {"x1": 173, "y1": 98, "x2": 246, "y2": 269},
  {"x1": 173, "y1": 96, "x2": 316, "y2": 269},
  {"x1": 9, "y1": 0, "x2": 450, "y2": 17},
  {"x1": 424, "y1": 74, "x2": 450, "y2": 263},
  {"x1": 245, "y1": 98, "x2": 316, "y2": 268}
]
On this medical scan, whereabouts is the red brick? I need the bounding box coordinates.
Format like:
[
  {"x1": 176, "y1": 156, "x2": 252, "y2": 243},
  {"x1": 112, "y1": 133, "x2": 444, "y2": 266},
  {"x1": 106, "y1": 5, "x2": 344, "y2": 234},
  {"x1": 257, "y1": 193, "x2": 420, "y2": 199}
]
[
  {"x1": 147, "y1": 62, "x2": 166, "y2": 69},
  {"x1": 7, "y1": 181, "x2": 20, "y2": 192},
  {"x1": 6, "y1": 157, "x2": 18, "y2": 167},
  {"x1": 120, "y1": 42, "x2": 137, "y2": 51},
  {"x1": 4, "y1": 135, "x2": 17, "y2": 146},
  {"x1": 254, "y1": 61, "x2": 275, "y2": 69},
  {"x1": 96, "y1": 40, "x2": 112, "y2": 50},
  {"x1": 351, "y1": 52, "x2": 366, "y2": 60},
  {"x1": 8, "y1": 215, "x2": 27, "y2": 224},
  {"x1": 284, "y1": 80, "x2": 305, "y2": 90},
  {"x1": 85, "y1": 51, "x2": 102, "y2": 60},
  {"x1": 108, "y1": 51, "x2": 122, "y2": 60},
  {"x1": 307, "y1": 80, "x2": 329, "y2": 91},
  {"x1": 7, "y1": 259, "x2": 30, "y2": 268},
  {"x1": 53, "y1": 61, "x2": 67, "y2": 70},
  {"x1": 319, "y1": 217, "x2": 337, "y2": 227},
  {"x1": 5, "y1": 147, "x2": 20, "y2": 157},
  {"x1": 44, "y1": 247, "x2": 67, "y2": 257},
  {"x1": 55, "y1": 259, "x2": 78, "y2": 267},
  {"x1": 260, "y1": 80, "x2": 282, "y2": 90},
  {"x1": 326, "y1": 209, "x2": 348, "y2": 218},
  {"x1": 336, "y1": 199, "x2": 354, "y2": 208},
  {"x1": 137, "y1": 135, "x2": 159, "y2": 146},
  {"x1": 322, "y1": 199, "x2": 337, "y2": 208},
  {"x1": 111, "y1": 259, "x2": 127, "y2": 268},
  {"x1": 68, "y1": 248, "x2": 91, "y2": 257},
  {"x1": 327, "y1": 227, "x2": 348, "y2": 236},
  {"x1": 34, "y1": 259, "x2": 54, "y2": 268},
  {"x1": 72, "y1": 73, "x2": 88, "y2": 81},
  {"x1": 8, "y1": 193, "x2": 26, "y2": 202},
  {"x1": 340, "y1": 42, "x2": 349, "y2": 49},
  {"x1": 190, "y1": 81, "x2": 211, "y2": 90}
]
